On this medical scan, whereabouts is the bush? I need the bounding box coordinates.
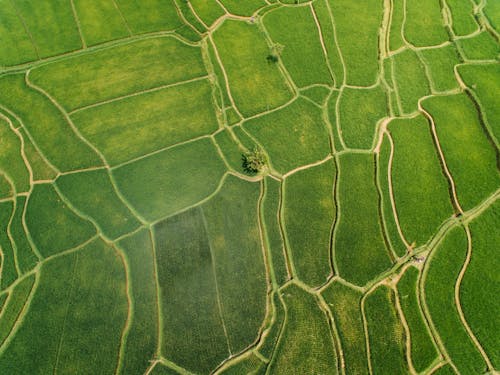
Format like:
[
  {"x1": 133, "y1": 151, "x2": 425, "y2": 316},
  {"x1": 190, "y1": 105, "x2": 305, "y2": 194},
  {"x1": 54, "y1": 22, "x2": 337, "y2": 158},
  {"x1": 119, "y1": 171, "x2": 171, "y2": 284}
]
[{"x1": 242, "y1": 148, "x2": 267, "y2": 175}]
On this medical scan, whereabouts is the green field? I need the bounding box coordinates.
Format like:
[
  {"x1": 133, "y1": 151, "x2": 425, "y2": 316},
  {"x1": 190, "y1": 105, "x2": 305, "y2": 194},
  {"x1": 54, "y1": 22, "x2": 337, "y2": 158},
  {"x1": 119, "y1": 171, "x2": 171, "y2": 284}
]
[{"x1": 0, "y1": 0, "x2": 498, "y2": 374}]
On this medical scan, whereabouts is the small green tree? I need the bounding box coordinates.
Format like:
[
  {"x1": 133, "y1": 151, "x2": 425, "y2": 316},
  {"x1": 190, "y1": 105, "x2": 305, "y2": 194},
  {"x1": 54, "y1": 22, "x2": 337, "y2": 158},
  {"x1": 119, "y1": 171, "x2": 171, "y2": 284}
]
[
  {"x1": 242, "y1": 148, "x2": 267, "y2": 175},
  {"x1": 267, "y1": 43, "x2": 284, "y2": 63}
]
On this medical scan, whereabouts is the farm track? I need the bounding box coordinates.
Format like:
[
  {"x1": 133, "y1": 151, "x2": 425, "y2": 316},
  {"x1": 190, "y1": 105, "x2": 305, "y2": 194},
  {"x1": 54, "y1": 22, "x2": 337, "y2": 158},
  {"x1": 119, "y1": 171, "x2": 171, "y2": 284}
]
[{"x1": 0, "y1": 0, "x2": 498, "y2": 373}]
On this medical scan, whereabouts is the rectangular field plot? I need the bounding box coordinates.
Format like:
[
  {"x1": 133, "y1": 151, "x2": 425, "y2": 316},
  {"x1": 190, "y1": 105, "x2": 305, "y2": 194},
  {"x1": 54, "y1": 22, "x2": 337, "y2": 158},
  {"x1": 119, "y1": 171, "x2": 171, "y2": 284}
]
[
  {"x1": 263, "y1": 6, "x2": 333, "y2": 87},
  {"x1": 322, "y1": 281, "x2": 369, "y2": 375},
  {"x1": 202, "y1": 176, "x2": 267, "y2": 354},
  {"x1": 30, "y1": 37, "x2": 207, "y2": 111},
  {"x1": 404, "y1": 0, "x2": 448, "y2": 46},
  {"x1": 283, "y1": 160, "x2": 335, "y2": 287},
  {"x1": 73, "y1": 0, "x2": 130, "y2": 46},
  {"x1": 0, "y1": 0, "x2": 37, "y2": 66},
  {"x1": 114, "y1": 0, "x2": 183, "y2": 33},
  {"x1": 0, "y1": 74, "x2": 103, "y2": 172},
  {"x1": 446, "y1": 0, "x2": 478, "y2": 36},
  {"x1": 154, "y1": 207, "x2": 229, "y2": 374},
  {"x1": 328, "y1": 0, "x2": 382, "y2": 86},
  {"x1": 112, "y1": 138, "x2": 226, "y2": 222},
  {"x1": 56, "y1": 169, "x2": 141, "y2": 240},
  {"x1": 212, "y1": 20, "x2": 293, "y2": 117},
  {"x1": 424, "y1": 226, "x2": 487, "y2": 374},
  {"x1": 242, "y1": 98, "x2": 331, "y2": 174},
  {"x1": 364, "y1": 286, "x2": 408, "y2": 375},
  {"x1": 267, "y1": 284, "x2": 337, "y2": 374},
  {"x1": 457, "y1": 32, "x2": 499, "y2": 61},
  {"x1": 334, "y1": 153, "x2": 392, "y2": 286},
  {"x1": 13, "y1": 0, "x2": 82, "y2": 58},
  {"x1": 338, "y1": 86, "x2": 387, "y2": 149},
  {"x1": 10, "y1": 197, "x2": 38, "y2": 274},
  {"x1": 397, "y1": 267, "x2": 438, "y2": 372},
  {"x1": 421, "y1": 93, "x2": 500, "y2": 210},
  {"x1": 461, "y1": 201, "x2": 500, "y2": 367},
  {"x1": 118, "y1": 229, "x2": 158, "y2": 374},
  {"x1": 71, "y1": 78, "x2": 217, "y2": 166},
  {"x1": 387, "y1": 116, "x2": 454, "y2": 246},
  {"x1": 0, "y1": 239, "x2": 128, "y2": 375}
]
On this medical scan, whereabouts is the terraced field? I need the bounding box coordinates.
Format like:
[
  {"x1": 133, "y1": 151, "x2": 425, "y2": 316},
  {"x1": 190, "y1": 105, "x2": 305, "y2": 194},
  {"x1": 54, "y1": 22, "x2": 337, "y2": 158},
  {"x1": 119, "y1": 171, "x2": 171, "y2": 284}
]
[{"x1": 0, "y1": 0, "x2": 498, "y2": 374}]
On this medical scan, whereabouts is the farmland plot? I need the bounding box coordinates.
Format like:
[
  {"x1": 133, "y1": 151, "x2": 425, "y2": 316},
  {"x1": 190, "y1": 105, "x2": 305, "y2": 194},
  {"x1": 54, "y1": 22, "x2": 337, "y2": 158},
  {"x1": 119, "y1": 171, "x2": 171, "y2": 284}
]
[{"x1": 0, "y1": 0, "x2": 498, "y2": 374}]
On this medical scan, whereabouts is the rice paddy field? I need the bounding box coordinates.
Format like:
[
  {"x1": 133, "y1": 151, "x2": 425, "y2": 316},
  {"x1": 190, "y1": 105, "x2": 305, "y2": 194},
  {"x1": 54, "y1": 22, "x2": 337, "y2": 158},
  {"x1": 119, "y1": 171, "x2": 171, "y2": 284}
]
[{"x1": 0, "y1": 0, "x2": 498, "y2": 374}]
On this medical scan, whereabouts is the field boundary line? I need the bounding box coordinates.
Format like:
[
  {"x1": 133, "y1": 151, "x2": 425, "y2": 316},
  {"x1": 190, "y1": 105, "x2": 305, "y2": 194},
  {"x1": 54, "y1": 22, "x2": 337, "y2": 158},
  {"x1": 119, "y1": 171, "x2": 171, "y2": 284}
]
[
  {"x1": 258, "y1": 179, "x2": 278, "y2": 290},
  {"x1": 7, "y1": 0, "x2": 40, "y2": 60},
  {"x1": 68, "y1": 75, "x2": 210, "y2": 115},
  {"x1": 53, "y1": 253, "x2": 79, "y2": 374},
  {"x1": 454, "y1": 226, "x2": 494, "y2": 370},
  {"x1": 113, "y1": 244, "x2": 134, "y2": 375},
  {"x1": 200, "y1": 206, "x2": 233, "y2": 355},
  {"x1": 110, "y1": 0, "x2": 133, "y2": 36},
  {"x1": 148, "y1": 228, "x2": 164, "y2": 358},
  {"x1": 384, "y1": 131, "x2": 412, "y2": 250},
  {"x1": 0, "y1": 271, "x2": 38, "y2": 356},
  {"x1": 25, "y1": 71, "x2": 109, "y2": 169},
  {"x1": 70, "y1": 0, "x2": 87, "y2": 49}
]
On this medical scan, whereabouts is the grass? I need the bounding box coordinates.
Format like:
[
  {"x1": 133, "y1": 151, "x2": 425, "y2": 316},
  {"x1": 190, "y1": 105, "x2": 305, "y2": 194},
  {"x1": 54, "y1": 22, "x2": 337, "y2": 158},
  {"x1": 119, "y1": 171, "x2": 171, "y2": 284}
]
[
  {"x1": 212, "y1": 19, "x2": 293, "y2": 117},
  {"x1": 397, "y1": 267, "x2": 438, "y2": 372},
  {"x1": 420, "y1": 45, "x2": 461, "y2": 92},
  {"x1": 404, "y1": 0, "x2": 448, "y2": 46},
  {"x1": 322, "y1": 281, "x2": 369, "y2": 374},
  {"x1": 0, "y1": 74, "x2": 103, "y2": 172},
  {"x1": 421, "y1": 93, "x2": 500, "y2": 210},
  {"x1": 388, "y1": 116, "x2": 454, "y2": 246},
  {"x1": 389, "y1": 0, "x2": 405, "y2": 51},
  {"x1": 263, "y1": 177, "x2": 288, "y2": 286},
  {"x1": 213, "y1": 129, "x2": 246, "y2": 171},
  {"x1": 393, "y1": 50, "x2": 431, "y2": 114},
  {"x1": 0, "y1": 239, "x2": 128, "y2": 374},
  {"x1": 377, "y1": 136, "x2": 407, "y2": 257},
  {"x1": 112, "y1": 138, "x2": 226, "y2": 222},
  {"x1": 154, "y1": 207, "x2": 229, "y2": 374},
  {"x1": 190, "y1": 0, "x2": 225, "y2": 27},
  {"x1": 335, "y1": 153, "x2": 392, "y2": 286},
  {"x1": 258, "y1": 292, "x2": 286, "y2": 359},
  {"x1": 56, "y1": 169, "x2": 141, "y2": 240},
  {"x1": 461, "y1": 201, "x2": 500, "y2": 367},
  {"x1": 267, "y1": 284, "x2": 338, "y2": 374},
  {"x1": 457, "y1": 31, "x2": 500, "y2": 60},
  {"x1": 0, "y1": 0, "x2": 37, "y2": 66},
  {"x1": 118, "y1": 229, "x2": 158, "y2": 374},
  {"x1": 263, "y1": 6, "x2": 333, "y2": 87},
  {"x1": 312, "y1": 0, "x2": 344, "y2": 87},
  {"x1": 25, "y1": 184, "x2": 96, "y2": 257},
  {"x1": 242, "y1": 98, "x2": 331, "y2": 174},
  {"x1": 458, "y1": 64, "x2": 500, "y2": 142},
  {"x1": 364, "y1": 285, "x2": 408, "y2": 375},
  {"x1": 73, "y1": 0, "x2": 130, "y2": 46},
  {"x1": 71, "y1": 78, "x2": 218, "y2": 166},
  {"x1": 328, "y1": 0, "x2": 383, "y2": 86},
  {"x1": 338, "y1": 85, "x2": 387, "y2": 149},
  {"x1": 114, "y1": 0, "x2": 183, "y2": 34},
  {"x1": 424, "y1": 226, "x2": 487, "y2": 374},
  {"x1": 13, "y1": 0, "x2": 82, "y2": 58},
  {"x1": 30, "y1": 37, "x2": 207, "y2": 111},
  {"x1": 218, "y1": 0, "x2": 266, "y2": 16},
  {"x1": 446, "y1": 0, "x2": 479, "y2": 36},
  {"x1": 10, "y1": 197, "x2": 38, "y2": 274},
  {"x1": 283, "y1": 160, "x2": 335, "y2": 287},
  {"x1": 300, "y1": 85, "x2": 331, "y2": 106},
  {"x1": 0, "y1": 118, "x2": 30, "y2": 193},
  {"x1": 0, "y1": 201, "x2": 17, "y2": 289},
  {"x1": 0, "y1": 274, "x2": 35, "y2": 347},
  {"x1": 202, "y1": 175, "x2": 267, "y2": 354},
  {"x1": 220, "y1": 353, "x2": 266, "y2": 374}
]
